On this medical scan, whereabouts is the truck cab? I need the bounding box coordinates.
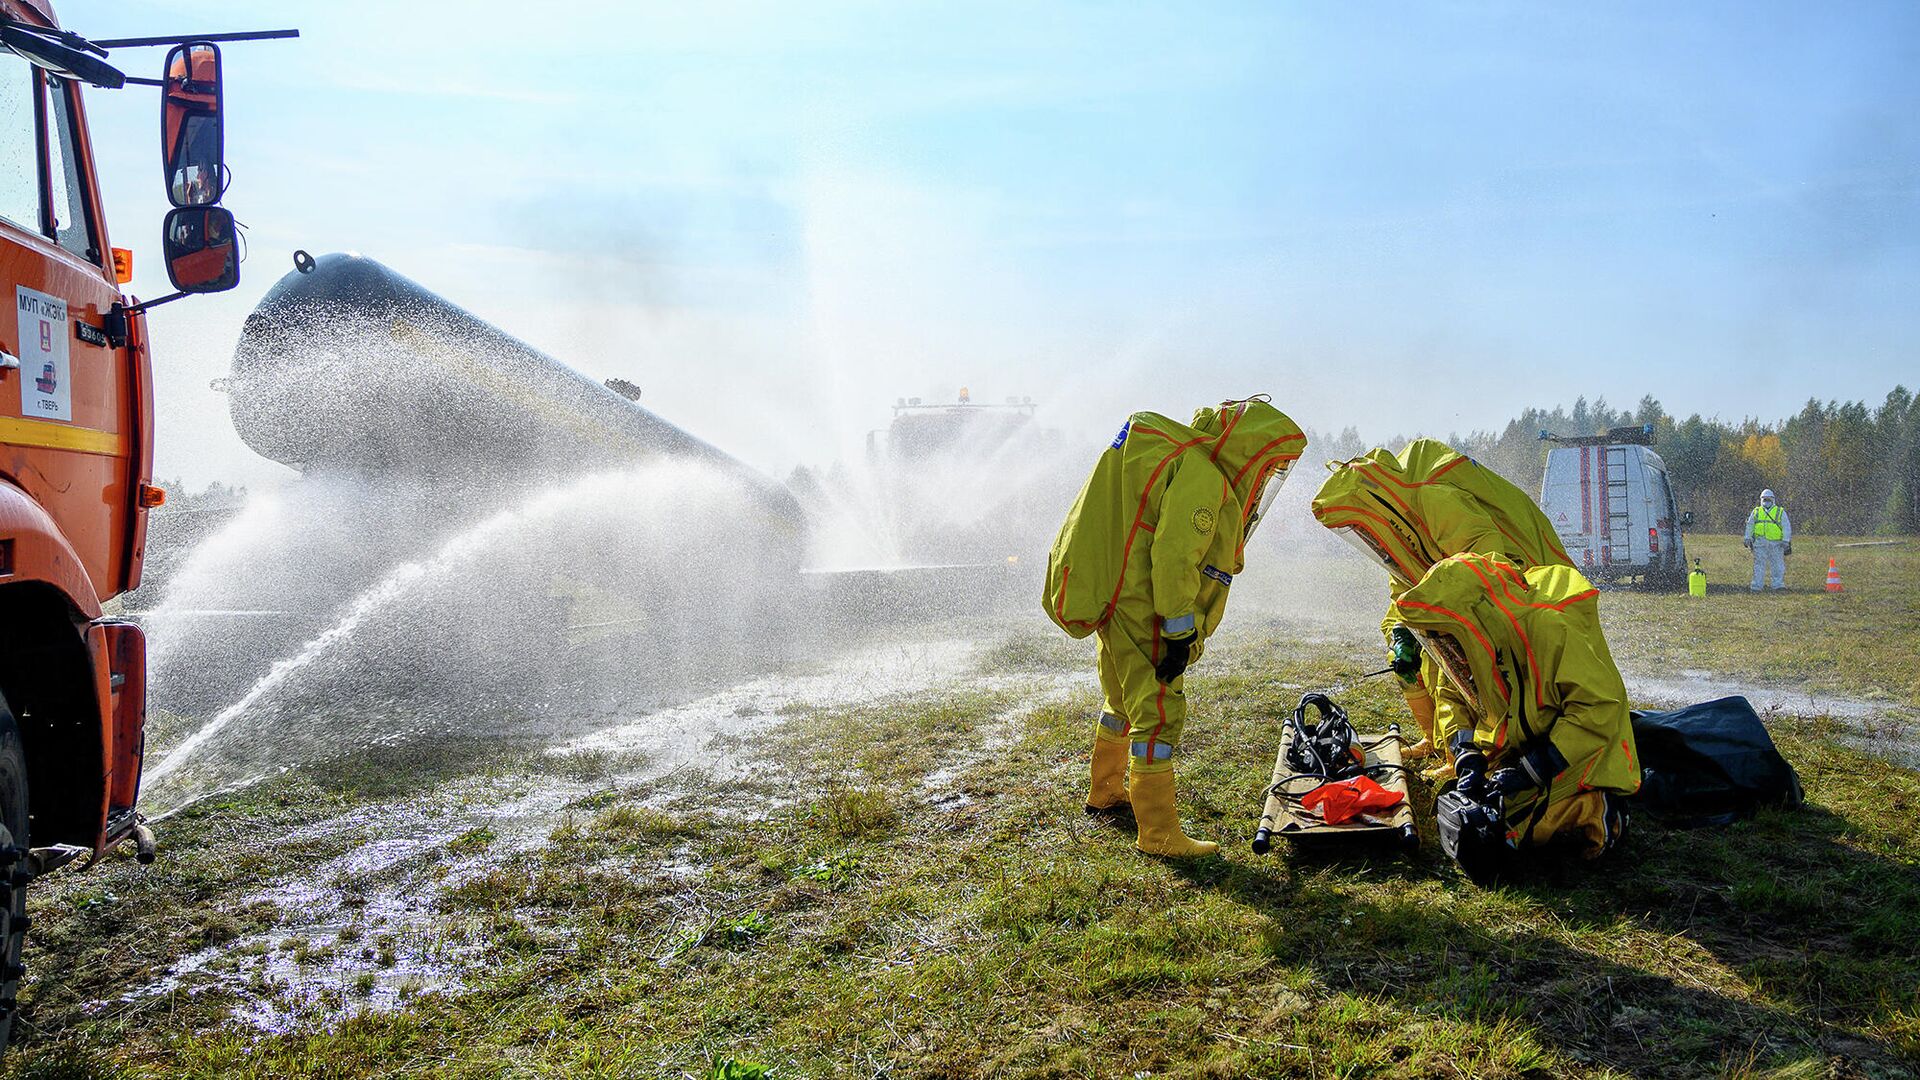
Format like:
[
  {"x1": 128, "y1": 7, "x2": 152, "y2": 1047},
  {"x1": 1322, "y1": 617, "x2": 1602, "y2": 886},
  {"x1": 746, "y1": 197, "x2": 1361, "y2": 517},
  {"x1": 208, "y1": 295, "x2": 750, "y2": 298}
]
[
  {"x1": 0, "y1": 0, "x2": 282, "y2": 1044},
  {"x1": 1, "y1": 0, "x2": 154, "y2": 870}
]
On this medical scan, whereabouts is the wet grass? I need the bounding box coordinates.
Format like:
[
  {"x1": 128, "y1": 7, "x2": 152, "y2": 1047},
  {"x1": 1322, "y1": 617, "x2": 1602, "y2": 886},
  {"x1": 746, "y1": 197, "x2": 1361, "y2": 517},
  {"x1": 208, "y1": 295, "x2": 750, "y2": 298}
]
[
  {"x1": 6, "y1": 776, "x2": 362, "y2": 1055},
  {"x1": 5, "y1": 580, "x2": 1919, "y2": 1077},
  {"x1": 1602, "y1": 534, "x2": 1920, "y2": 707}
]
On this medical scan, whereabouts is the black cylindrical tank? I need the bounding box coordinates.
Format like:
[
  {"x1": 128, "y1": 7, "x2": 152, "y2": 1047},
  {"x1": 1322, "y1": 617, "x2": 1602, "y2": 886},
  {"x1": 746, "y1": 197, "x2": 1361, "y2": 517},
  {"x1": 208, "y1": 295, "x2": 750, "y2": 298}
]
[{"x1": 228, "y1": 253, "x2": 799, "y2": 519}]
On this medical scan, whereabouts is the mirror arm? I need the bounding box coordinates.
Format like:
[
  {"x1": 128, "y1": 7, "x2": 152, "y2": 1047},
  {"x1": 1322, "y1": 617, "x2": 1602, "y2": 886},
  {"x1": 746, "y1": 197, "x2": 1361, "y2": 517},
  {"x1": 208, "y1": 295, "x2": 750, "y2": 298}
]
[
  {"x1": 90, "y1": 29, "x2": 299, "y2": 49},
  {"x1": 115, "y1": 292, "x2": 190, "y2": 321},
  {"x1": 122, "y1": 76, "x2": 164, "y2": 87}
]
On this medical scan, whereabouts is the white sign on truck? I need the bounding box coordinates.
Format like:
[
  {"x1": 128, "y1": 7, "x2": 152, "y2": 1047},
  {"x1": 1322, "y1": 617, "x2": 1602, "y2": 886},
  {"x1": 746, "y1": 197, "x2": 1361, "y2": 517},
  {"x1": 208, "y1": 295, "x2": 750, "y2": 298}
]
[{"x1": 17, "y1": 285, "x2": 71, "y2": 422}]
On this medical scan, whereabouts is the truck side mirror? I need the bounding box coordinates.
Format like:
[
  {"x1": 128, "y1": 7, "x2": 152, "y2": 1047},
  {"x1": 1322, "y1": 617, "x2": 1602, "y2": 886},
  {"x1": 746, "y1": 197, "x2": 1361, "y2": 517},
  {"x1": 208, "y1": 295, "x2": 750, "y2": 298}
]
[
  {"x1": 161, "y1": 42, "x2": 223, "y2": 207},
  {"x1": 163, "y1": 207, "x2": 239, "y2": 293}
]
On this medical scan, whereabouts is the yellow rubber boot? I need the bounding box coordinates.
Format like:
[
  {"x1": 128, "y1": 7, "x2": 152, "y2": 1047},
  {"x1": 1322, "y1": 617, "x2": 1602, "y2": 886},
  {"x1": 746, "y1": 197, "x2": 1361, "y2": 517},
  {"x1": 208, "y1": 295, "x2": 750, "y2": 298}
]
[
  {"x1": 1086, "y1": 726, "x2": 1131, "y2": 812},
  {"x1": 1128, "y1": 767, "x2": 1219, "y2": 857},
  {"x1": 1401, "y1": 686, "x2": 1437, "y2": 760}
]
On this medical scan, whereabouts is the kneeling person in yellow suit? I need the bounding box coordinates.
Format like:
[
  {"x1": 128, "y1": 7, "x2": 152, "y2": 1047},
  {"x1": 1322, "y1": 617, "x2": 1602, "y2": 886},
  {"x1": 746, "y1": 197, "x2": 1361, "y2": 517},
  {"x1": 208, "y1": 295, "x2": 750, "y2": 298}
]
[
  {"x1": 1388, "y1": 552, "x2": 1639, "y2": 880},
  {"x1": 1312, "y1": 440, "x2": 1574, "y2": 763},
  {"x1": 1045, "y1": 398, "x2": 1305, "y2": 857}
]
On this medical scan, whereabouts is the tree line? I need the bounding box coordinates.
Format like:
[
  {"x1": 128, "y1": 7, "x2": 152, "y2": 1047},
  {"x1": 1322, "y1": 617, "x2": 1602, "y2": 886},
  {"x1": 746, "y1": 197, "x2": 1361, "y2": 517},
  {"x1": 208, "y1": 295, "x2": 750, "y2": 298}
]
[{"x1": 1310, "y1": 385, "x2": 1920, "y2": 536}]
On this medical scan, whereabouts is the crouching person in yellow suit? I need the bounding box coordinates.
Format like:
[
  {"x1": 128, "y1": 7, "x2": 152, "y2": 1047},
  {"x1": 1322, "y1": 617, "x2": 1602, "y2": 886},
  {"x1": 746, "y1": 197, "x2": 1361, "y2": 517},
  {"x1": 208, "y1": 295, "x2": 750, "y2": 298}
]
[
  {"x1": 1044, "y1": 398, "x2": 1304, "y2": 857},
  {"x1": 1389, "y1": 552, "x2": 1639, "y2": 880},
  {"x1": 1312, "y1": 440, "x2": 1573, "y2": 763}
]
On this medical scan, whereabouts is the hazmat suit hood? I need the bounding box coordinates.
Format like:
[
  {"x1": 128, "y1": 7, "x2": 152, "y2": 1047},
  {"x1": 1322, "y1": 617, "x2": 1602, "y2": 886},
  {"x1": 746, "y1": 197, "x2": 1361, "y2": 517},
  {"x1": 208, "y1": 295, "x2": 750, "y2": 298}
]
[
  {"x1": 1043, "y1": 398, "x2": 1302, "y2": 639},
  {"x1": 1311, "y1": 439, "x2": 1571, "y2": 586},
  {"x1": 1187, "y1": 397, "x2": 1305, "y2": 552},
  {"x1": 1388, "y1": 553, "x2": 1638, "y2": 797}
]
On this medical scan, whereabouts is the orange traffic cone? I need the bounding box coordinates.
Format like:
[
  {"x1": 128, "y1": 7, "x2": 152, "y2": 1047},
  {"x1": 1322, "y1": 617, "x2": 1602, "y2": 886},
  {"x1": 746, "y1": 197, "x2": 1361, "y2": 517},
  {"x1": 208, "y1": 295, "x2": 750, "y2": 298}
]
[{"x1": 1826, "y1": 557, "x2": 1843, "y2": 593}]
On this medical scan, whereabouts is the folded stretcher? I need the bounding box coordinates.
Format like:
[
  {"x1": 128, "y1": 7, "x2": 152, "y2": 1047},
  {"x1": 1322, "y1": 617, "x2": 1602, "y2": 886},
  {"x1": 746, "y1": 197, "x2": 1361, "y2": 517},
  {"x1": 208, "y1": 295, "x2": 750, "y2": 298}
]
[{"x1": 1251, "y1": 694, "x2": 1419, "y2": 854}]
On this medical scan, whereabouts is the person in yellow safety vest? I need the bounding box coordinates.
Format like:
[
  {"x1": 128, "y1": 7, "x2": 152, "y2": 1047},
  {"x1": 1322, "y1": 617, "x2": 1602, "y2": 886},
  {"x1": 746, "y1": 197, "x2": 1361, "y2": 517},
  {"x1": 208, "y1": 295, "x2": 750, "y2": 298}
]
[
  {"x1": 1310, "y1": 440, "x2": 1572, "y2": 762},
  {"x1": 1743, "y1": 489, "x2": 1792, "y2": 592},
  {"x1": 1044, "y1": 397, "x2": 1305, "y2": 857},
  {"x1": 1388, "y1": 552, "x2": 1639, "y2": 881}
]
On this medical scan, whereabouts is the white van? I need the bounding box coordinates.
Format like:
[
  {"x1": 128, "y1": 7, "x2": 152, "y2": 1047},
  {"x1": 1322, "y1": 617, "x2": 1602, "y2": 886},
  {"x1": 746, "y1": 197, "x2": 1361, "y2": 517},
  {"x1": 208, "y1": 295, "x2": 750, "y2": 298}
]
[{"x1": 1537, "y1": 426, "x2": 1689, "y2": 588}]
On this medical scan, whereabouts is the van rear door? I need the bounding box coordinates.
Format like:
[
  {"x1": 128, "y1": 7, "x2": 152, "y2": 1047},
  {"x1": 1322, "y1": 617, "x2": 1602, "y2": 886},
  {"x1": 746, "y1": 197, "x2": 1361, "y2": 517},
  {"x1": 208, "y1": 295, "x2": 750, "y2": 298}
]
[
  {"x1": 1541, "y1": 447, "x2": 1592, "y2": 566},
  {"x1": 1543, "y1": 446, "x2": 1630, "y2": 571}
]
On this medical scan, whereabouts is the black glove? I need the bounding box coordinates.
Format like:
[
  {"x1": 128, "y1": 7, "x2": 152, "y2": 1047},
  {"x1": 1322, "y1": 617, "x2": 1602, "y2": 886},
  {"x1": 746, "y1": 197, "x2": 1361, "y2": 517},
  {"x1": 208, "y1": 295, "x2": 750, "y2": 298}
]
[
  {"x1": 1495, "y1": 739, "x2": 1569, "y2": 795},
  {"x1": 1452, "y1": 750, "x2": 1489, "y2": 800},
  {"x1": 1155, "y1": 633, "x2": 1194, "y2": 684},
  {"x1": 1388, "y1": 626, "x2": 1423, "y2": 680},
  {"x1": 1784, "y1": 542, "x2": 1793, "y2": 556},
  {"x1": 1436, "y1": 785, "x2": 1510, "y2": 883}
]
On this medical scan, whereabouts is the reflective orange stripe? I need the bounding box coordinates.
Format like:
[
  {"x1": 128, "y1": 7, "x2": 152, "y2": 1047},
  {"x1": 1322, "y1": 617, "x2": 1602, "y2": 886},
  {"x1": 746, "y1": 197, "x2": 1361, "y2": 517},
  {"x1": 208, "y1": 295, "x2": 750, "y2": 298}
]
[
  {"x1": 1053, "y1": 565, "x2": 1089, "y2": 631},
  {"x1": 1146, "y1": 622, "x2": 1169, "y2": 757},
  {"x1": 1230, "y1": 435, "x2": 1306, "y2": 487},
  {"x1": 1460, "y1": 556, "x2": 1544, "y2": 710},
  {"x1": 1208, "y1": 402, "x2": 1245, "y2": 464},
  {"x1": 1533, "y1": 588, "x2": 1599, "y2": 612},
  {"x1": 1353, "y1": 462, "x2": 1421, "y2": 519},
  {"x1": 1357, "y1": 453, "x2": 1470, "y2": 489},
  {"x1": 1098, "y1": 434, "x2": 1211, "y2": 631}
]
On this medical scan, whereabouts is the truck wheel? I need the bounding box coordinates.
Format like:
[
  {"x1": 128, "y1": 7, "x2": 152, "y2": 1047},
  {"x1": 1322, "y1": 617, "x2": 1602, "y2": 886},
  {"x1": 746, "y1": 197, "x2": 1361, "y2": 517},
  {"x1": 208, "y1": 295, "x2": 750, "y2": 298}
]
[{"x1": 0, "y1": 702, "x2": 29, "y2": 1048}]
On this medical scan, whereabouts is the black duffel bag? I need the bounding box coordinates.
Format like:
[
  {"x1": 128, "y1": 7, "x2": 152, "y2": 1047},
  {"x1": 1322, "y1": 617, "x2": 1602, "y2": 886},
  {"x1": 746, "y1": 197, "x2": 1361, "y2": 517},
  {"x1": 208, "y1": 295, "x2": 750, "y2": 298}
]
[{"x1": 1629, "y1": 696, "x2": 1805, "y2": 827}]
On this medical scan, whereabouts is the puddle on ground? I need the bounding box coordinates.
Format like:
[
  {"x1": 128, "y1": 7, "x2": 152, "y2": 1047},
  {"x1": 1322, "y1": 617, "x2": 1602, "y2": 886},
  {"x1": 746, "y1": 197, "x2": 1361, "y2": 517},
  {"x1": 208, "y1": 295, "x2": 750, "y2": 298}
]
[
  {"x1": 553, "y1": 637, "x2": 982, "y2": 769},
  {"x1": 111, "y1": 773, "x2": 587, "y2": 1029},
  {"x1": 1626, "y1": 668, "x2": 1920, "y2": 768},
  {"x1": 123, "y1": 895, "x2": 482, "y2": 1032},
  {"x1": 113, "y1": 636, "x2": 1031, "y2": 1030},
  {"x1": 1627, "y1": 668, "x2": 1907, "y2": 720},
  {"x1": 920, "y1": 673, "x2": 1095, "y2": 809}
]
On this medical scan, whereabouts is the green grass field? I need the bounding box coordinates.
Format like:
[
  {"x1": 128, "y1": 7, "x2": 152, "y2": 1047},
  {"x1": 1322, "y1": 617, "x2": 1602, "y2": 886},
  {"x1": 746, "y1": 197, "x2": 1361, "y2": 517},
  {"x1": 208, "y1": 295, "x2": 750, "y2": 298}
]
[
  {"x1": 1602, "y1": 535, "x2": 1920, "y2": 709},
  {"x1": 5, "y1": 538, "x2": 1917, "y2": 1079}
]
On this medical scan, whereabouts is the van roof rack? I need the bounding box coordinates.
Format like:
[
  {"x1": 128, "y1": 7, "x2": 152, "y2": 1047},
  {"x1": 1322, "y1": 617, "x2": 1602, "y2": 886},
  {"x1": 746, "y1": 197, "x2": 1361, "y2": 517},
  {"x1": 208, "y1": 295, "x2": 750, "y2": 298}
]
[{"x1": 1538, "y1": 423, "x2": 1655, "y2": 447}]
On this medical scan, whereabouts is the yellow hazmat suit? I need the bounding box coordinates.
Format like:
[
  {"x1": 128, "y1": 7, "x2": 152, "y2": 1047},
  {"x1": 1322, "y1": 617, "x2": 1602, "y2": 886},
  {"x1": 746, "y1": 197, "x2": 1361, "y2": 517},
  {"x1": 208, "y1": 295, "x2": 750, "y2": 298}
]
[
  {"x1": 1389, "y1": 552, "x2": 1640, "y2": 859},
  {"x1": 1045, "y1": 399, "x2": 1304, "y2": 856},
  {"x1": 1311, "y1": 440, "x2": 1572, "y2": 753}
]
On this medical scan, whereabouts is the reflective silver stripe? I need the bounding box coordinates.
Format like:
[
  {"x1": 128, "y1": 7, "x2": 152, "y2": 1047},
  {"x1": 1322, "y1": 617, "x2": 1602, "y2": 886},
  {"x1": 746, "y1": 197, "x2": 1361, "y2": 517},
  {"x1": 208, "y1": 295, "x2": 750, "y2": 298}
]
[
  {"x1": 1098, "y1": 712, "x2": 1127, "y2": 734},
  {"x1": 1130, "y1": 741, "x2": 1174, "y2": 761},
  {"x1": 1162, "y1": 613, "x2": 1196, "y2": 637}
]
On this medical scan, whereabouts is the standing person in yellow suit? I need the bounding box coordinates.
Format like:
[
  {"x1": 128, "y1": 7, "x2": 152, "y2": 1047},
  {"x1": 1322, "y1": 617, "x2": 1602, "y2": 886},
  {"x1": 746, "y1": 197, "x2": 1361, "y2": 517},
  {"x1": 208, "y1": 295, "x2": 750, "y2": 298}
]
[
  {"x1": 1044, "y1": 398, "x2": 1304, "y2": 857},
  {"x1": 1311, "y1": 440, "x2": 1572, "y2": 761},
  {"x1": 1389, "y1": 552, "x2": 1639, "y2": 880}
]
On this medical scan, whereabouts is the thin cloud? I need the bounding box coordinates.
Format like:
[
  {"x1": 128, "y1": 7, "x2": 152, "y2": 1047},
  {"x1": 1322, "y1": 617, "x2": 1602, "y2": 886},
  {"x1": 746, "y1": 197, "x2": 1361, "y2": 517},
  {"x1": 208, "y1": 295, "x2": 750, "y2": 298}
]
[{"x1": 333, "y1": 72, "x2": 579, "y2": 106}]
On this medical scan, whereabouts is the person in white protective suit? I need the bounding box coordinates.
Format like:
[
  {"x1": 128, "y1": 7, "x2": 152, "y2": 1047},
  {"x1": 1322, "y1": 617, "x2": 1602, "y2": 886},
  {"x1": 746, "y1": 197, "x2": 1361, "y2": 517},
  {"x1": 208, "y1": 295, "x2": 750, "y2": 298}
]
[{"x1": 1743, "y1": 489, "x2": 1792, "y2": 592}]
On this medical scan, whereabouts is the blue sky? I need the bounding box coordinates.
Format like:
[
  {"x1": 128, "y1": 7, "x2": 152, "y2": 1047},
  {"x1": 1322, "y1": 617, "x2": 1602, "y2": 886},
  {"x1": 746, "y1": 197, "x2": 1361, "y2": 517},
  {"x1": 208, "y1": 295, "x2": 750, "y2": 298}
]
[{"x1": 59, "y1": 1, "x2": 1920, "y2": 487}]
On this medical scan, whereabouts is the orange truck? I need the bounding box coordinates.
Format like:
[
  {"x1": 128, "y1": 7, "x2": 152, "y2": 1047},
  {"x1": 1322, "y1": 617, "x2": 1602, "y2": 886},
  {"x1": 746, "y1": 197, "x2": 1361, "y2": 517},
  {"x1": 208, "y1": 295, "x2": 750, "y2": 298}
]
[{"x1": 0, "y1": 0, "x2": 290, "y2": 1043}]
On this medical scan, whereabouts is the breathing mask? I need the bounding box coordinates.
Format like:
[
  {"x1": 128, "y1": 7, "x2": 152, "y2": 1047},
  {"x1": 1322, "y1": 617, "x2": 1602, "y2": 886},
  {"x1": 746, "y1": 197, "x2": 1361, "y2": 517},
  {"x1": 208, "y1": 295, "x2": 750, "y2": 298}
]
[{"x1": 1416, "y1": 629, "x2": 1480, "y2": 711}]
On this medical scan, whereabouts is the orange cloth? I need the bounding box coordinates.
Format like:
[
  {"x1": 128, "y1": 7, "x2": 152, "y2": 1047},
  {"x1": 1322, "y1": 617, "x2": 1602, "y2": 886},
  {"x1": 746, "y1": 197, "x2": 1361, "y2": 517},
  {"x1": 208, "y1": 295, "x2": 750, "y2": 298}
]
[{"x1": 1301, "y1": 775, "x2": 1404, "y2": 825}]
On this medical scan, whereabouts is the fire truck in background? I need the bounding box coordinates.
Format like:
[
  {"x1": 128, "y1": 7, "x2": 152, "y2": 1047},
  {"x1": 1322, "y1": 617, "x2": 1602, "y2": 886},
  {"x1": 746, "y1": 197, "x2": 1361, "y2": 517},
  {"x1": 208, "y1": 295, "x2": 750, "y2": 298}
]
[
  {"x1": 866, "y1": 389, "x2": 1056, "y2": 565},
  {"x1": 0, "y1": 0, "x2": 291, "y2": 1044}
]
